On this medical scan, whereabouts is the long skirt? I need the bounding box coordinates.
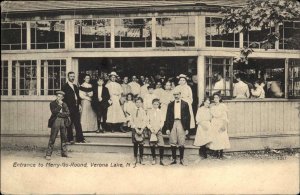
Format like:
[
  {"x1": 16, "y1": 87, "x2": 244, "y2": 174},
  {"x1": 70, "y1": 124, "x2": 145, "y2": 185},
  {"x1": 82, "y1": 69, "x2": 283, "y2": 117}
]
[
  {"x1": 208, "y1": 118, "x2": 230, "y2": 150},
  {"x1": 193, "y1": 121, "x2": 212, "y2": 146},
  {"x1": 106, "y1": 95, "x2": 126, "y2": 124},
  {"x1": 80, "y1": 99, "x2": 98, "y2": 131}
]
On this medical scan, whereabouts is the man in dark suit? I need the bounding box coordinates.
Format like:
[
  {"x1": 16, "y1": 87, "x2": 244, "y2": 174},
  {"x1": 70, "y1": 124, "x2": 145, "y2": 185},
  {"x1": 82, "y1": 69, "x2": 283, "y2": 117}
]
[
  {"x1": 92, "y1": 77, "x2": 110, "y2": 133},
  {"x1": 46, "y1": 91, "x2": 70, "y2": 160},
  {"x1": 165, "y1": 89, "x2": 191, "y2": 165},
  {"x1": 62, "y1": 71, "x2": 86, "y2": 143}
]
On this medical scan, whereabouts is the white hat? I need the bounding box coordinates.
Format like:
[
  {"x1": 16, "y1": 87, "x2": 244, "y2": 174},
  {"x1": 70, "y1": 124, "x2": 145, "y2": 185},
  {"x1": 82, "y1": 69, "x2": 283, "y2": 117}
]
[
  {"x1": 108, "y1": 71, "x2": 118, "y2": 77},
  {"x1": 177, "y1": 74, "x2": 188, "y2": 80}
]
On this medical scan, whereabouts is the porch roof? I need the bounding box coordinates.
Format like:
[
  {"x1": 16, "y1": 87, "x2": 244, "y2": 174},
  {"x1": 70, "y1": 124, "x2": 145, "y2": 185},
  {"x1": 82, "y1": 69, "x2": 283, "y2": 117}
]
[{"x1": 1, "y1": 0, "x2": 247, "y2": 13}]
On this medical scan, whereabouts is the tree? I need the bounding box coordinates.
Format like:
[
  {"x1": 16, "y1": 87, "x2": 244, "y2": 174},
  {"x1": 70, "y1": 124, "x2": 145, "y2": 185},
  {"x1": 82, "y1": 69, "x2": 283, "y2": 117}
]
[{"x1": 218, "y1": 0, "x2": 300, "y2": 63}]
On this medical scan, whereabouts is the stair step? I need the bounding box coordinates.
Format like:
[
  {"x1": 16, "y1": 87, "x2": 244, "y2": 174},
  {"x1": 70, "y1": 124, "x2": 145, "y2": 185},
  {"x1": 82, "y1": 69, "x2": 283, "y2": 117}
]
[
  {"x1": 82, "y1": 132, "x2": 197, "y2": 145},
  {"x1": 68, "y1": 142, "x2": 199, "y2": 155}
]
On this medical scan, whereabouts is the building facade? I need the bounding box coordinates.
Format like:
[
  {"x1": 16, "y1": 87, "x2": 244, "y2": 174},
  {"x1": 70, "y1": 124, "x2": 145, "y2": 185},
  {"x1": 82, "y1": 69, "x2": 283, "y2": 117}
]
[{"x1": 1, "y1": 1, "x2": 300, "y2": 150}]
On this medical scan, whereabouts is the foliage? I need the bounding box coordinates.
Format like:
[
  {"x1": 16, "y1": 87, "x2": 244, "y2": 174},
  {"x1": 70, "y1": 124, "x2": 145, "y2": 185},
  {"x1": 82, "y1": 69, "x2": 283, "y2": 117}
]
[{"x1": 218, "y1": 0, "x2": 300, "y2": 62}]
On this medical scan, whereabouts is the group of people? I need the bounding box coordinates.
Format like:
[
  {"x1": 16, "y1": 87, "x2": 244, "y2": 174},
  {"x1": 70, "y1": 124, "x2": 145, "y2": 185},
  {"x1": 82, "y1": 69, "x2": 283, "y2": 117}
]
[
  {"x1": 211, "y1": 72, "x2": 284, "y2": 99},
  {"x1": 45, "y1": 71, "x2": 230, "y2": 166}
]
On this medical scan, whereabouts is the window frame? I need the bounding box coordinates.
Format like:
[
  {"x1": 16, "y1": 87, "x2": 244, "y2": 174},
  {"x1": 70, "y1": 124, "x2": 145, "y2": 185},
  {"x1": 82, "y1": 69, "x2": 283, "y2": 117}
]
[{"x1": 1, "y1": 22, "x2": 27, "y2": 51}]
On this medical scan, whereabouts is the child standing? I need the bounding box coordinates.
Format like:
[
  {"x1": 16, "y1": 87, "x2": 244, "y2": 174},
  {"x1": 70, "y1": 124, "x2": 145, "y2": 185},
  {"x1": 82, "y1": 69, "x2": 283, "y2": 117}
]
[
  {"x1": 123, "y1": 93, "x2": 136, "y2": 131},
  {"x1": 147, "y1": 98, "x2": 165, "y2": 165},
  {"x1": 193, "y1": 97, "x2": 212, "y2": 159},
  {"x1": 131, "y1": 97, "x2": 147, "y2": 165},
  {"x1": 208, "y1": 94, "x2": 230, "y2": 159},
  {"x1": 143, "y1": 84, "x2": 158, "y2": 112}
]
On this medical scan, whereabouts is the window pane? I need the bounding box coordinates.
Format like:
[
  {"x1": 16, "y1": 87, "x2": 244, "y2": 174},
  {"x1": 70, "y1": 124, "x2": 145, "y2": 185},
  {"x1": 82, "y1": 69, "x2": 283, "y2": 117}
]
[
  {"x1": 75, "y1": 19, "x2": 111, "y2": 48},
  {"x1": 205, "y1": 57, "x2": 232, "y2": 98},
  {"x1": 156, "y1": 17, "x2": 195, "y2": 48},
  {"x1": 41, "y1": 59, "x2": 66, "y2": 95},
  {"x1": 288, "y1": 59, "x2": 300, "y2": 98},
  {"x1": 115, "y1": 18, "x2": 152, "y2": 48},
  {"x1": 1, "y1": 22, "x2": 27, "y2": 50},
  {"x1": 31, "y1": 21, "x2": 65, "y2": 49},
  {"x1": 205, "y1": 17, "x2": 239, "y2": 48},
  {"x1": 279, "y1": 21, "x2": 300, "y2": 50},
  {"x1": 1, "y1": 61, "x2": 9, "y2": 95}
]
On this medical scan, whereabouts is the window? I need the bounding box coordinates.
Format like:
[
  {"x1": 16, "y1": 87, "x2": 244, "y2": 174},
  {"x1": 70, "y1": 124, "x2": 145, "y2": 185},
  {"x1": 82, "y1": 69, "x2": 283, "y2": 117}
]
[
  {"x1": 30, "y1": 21, "x2": 65, "y2": 49},
  {"x1": 115, "y1": 18, "x2": 152, "y2": 48},
  {"x1": 233, "y1": 59, "x2": 285, "y2": 99},
  {"x1": 1, "y1": 22, "x2": 26, "y2": 50},
  {"x1": 12, "y1": 60, "x2": 37, "y2": 95},
  {"x1": 205, "y1": 57, "x2": 233, "y2": 98},
  {"x1": 1, "y1": 61, "x2": 8, "y2": 95},
  {"x1": 244, "y1": 26, "x2": 275, "y2": 49},
  {"x1": 288, "y1": 59, "x2": 300, "y2": 98},
  {"x1": 75, "y1": 19, "x2": 111, "y2": 48},
  {"x1": 279, "y1": 21, "x2": 300, "y2": 50},
  {"x1": 41, "y1": 60, "x2": 66, "y2": 95},
  {"x1": 156, "y1": 16, "x2": 195, "y2": 47},
  {"x1": 205, "y1": 17, "x2": 239, "y2": 48}
]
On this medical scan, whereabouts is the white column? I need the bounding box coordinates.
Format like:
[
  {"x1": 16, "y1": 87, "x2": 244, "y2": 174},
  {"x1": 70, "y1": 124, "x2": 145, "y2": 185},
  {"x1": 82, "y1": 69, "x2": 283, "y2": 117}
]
[
  {"x1": 197, "y1": 55, "x2": 205, "y2": 103},
  {"x1": 8, "y1": 60, "x2": 12, "y2": 96},
  {"x1": 275, "y1": 24, "x2": 279, "y2": 50},
  {"x1": 44, "y1": 61, "x2": 48, "y2": 95},
  {"x1": 72, "y1": 58, "x2": 79, "y2": 85},
  {"x1": 198, "y1": 16, "x2": 206, "y2": 48},
  {"x1": 36, "y1": 59, "x2": 41, "y2": 95},
  {"x1": 285, "y1": 58, "x2": 289, "y2": 98},
  {"x1": 16, "y1": 62, "x2": 20, "y2": 96},
  {"x1": 195, "y1": 16, "x2": 199, "y2": 48},
  {"x1": 65, "y1": 20, "x2": 75, "y2": 49},
  {"x1": 239, "y1": 32, "x2": 244, "y2": 48},
  {"x1": 26, "y1": 21, "x2": 31, "y2": 50},
  {"x1": 152, "y1": 17, "x2": 156, "y2": 48},
  {"x1": 111, "y1": 18, "x2": 115, "y2": 48}
]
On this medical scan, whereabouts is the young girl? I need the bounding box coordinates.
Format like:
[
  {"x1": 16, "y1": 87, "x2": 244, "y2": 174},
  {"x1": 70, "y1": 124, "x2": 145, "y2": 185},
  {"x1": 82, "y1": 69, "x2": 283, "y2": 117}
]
[
  {"x1": 131, "y1": 97, "x2": 147, "y2": 165},
  {"x1": 123, "y1": 93, "x2": 136, "y2": 131},
  {"x1": 208, "y1": 94, "x2": 230, "y2": 159},
  {"x1": 251, "y1": 80, "x2": 265, "y2": 98},
  {"x1": 147, "y1": 98, "x2": 165, "y2": 165},
  {"x1": 193, "y1": 97, "x2": 212, "y2": 159}
]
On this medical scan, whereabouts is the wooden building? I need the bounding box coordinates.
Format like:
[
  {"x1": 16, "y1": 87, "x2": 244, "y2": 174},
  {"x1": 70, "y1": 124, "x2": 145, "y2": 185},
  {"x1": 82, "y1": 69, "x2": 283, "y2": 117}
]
[{"x1": 1, "y1": 1, "x2": 300, "y2": 152}]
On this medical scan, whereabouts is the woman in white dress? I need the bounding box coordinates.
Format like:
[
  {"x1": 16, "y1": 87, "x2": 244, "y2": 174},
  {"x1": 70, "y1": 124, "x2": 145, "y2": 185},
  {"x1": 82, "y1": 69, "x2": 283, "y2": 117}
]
[
  {"x1": 194, "y1": 97, "x2": 212, "y2": 159},
  {"x1": 106, "y1": 72, "x2": 126, "y2": 133},
  {"x1": 79, "y1": 74, "x2": 98, "y2": 131},
  {"x1": 208, "y1": 93, "x2": 230, "y2": 159},
  {"x1": 174, "y1": 74, "x2": 196, "y2": 129}
]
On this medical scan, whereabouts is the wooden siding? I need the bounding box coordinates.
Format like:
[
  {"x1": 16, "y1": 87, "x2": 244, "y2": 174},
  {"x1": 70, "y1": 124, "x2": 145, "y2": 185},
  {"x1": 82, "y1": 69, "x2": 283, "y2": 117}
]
[
  {"x1": 1, "y1": 100, "x2": 299, "y2": 136},
  {"x1": 225, "y1": 101, "x2": 300, "y2": 136}
]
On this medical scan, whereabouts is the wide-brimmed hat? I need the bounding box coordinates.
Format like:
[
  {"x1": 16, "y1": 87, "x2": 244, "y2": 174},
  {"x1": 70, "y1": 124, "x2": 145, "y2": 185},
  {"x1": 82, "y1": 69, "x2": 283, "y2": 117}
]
[
  {"x1": 56, "y1": 90, "x2": 65, "y2": 96},
  {"x1": 108, "y1": 71, "x2": 118, "y2": 77},
  {"x1": 177, "y1": 74, "x2": 188, "y2": 80}
]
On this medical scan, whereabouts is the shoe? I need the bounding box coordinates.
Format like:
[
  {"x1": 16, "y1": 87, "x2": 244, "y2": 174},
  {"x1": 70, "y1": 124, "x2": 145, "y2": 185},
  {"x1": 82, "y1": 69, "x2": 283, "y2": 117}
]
[
  {"x1": 160, "y1": 160, "x2": 165, "y2": 166},
  {"x1": 120, "y1": 126, "x2": 127, "y2": 133},
  {"x1": 180, "y1": 160, "x2": 187, "y2": 166},
  {"x1": 70, "y1": 141, "x2": 75, "y2": 145},
  {"x1": 45, "y1": 156, "x2": 51, "y2": 160},
  {"x1": 97, "y1": 129, "x2": 104, "y2": 133},
  {"x1": 78, "y1": 139, "x2": 88, "y2": 143},
  {"x1": 61, "y1": 154, "x2": 70, "y2": 158},
  {"x1": 139, "y1": 157, "x2": 145, "y2": 165},
  {"x1": 170, "y1": 160, "x2": 177, "y2": 165},
  {"x1": 151, "y1": 159, "x2": 156, "y2": 165}
]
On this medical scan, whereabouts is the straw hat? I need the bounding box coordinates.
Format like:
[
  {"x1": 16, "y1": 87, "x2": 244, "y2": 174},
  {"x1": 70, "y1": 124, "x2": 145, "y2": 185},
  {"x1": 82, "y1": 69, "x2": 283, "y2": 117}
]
[{"x1": 108, "y1": 71, "x2": 118, "y2": 77}]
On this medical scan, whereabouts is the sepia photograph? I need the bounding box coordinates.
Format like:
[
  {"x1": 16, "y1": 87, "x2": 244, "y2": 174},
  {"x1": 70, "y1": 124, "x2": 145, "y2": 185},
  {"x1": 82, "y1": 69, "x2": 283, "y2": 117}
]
[{"x1": 1, "y1": 0, "x2": 300, "y2": 194}]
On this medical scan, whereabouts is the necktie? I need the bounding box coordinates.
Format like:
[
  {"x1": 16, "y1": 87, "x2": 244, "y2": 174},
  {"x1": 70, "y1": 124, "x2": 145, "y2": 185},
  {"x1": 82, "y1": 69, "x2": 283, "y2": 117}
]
[
  {"x1": 136, "y1": 108, "x2": 139, "y2": 117},
  {"x1": 176, "y1": 101, "x2": 180, "y2": 103}
]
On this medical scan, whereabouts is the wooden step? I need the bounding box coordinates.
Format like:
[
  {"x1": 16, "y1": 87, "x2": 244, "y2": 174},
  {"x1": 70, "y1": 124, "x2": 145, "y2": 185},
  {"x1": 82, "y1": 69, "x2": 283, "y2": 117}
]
[{"x1": 82, "y1": 132, "x2": 196, "y2": 145}]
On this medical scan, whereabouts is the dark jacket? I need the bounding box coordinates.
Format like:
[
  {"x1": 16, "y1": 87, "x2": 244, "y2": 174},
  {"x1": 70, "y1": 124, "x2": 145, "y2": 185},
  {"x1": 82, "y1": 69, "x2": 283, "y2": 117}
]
[
  {"x1": 62, "y1": 82, "x2": 81, "y2": 114},
  {"x1": 92, "y1": 85, "x2": 110, "y2": 111},
  {"x1": 48, "y1": 100, "x2": 70, "y2": 128},
  {"x1": 165, "y1": 99, "x2": 191, "y2": 132}
]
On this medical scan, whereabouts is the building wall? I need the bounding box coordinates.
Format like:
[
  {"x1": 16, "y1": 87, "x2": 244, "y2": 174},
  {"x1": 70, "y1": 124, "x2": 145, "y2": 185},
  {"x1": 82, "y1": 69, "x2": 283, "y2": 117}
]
[{"x1": 1, "y1": 10, "x2": 300, "y2": 150}]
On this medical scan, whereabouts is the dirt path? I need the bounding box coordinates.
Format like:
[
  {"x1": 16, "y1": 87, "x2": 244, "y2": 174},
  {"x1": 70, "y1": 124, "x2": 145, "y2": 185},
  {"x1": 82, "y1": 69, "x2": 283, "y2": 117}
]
[{"x1": 1, "y1": 150, "x2": 299, "y2": 194}]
